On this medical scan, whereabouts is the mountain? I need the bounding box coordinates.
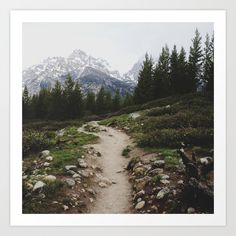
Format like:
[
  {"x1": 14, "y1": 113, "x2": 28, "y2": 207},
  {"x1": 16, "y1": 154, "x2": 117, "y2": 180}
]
[{"x1": 22, "y1": 49, "x2": 141, "y2": 96}]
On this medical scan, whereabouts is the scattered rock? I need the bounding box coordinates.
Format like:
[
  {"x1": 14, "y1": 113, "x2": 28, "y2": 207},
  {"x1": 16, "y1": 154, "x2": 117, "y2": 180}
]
[
  {"x1": 177, "y1": 180, "x2": 184, "y2": 185},
  {"x1": 153, "y1": 160, "x2": 165, "y2": 168},
  {"x1": 87, "y1": 188, "x2": 96, "y2": 195},
  {"x1": 135, "y1": 201, "x2": 145, "y2": 210},
  {"x1": 67, "y1": 170, "x2": 76, "y2": 175},
  {"x1": 43, "y1": 162, "x2": 50, "y2": 167},
  {"x1": 77, "y1": 159, "x2": 88, "y2": 168},
  {"x1": 134, "y1": 167, "x2": 146, "y2": 176},
  {"x1": 187, "y1": 207, "x2": 196, "y2": 214},
  {"x1": 65, "y1": 178, "x2": 75, "y2": 187},
  {"x1": 78, "y1": 170, "x2": 89, "y2": 178},
  {"x1": 40, "y1": 150, "x2": 50, "y2": 158},
  {"x1": 22, "y1": 175, "x2": 28, "y2": 180},
  {"x1": 137, "y1": 198, "x2": 142, "y2": 202},
  {"x1": 65, "y1": 165, "x2": 77, "y2": 171},
  {"x1": 156, "y1": 187, "x2": 170, "y2": 199},
  {"x1": 161, "y1": 174, "x2": 170, "y2": 180},
  {"x1": 45, "y1": 156, "x2": 53, "y2": 161},
  {"x1": 199, "y1": 157, "x2": 213, "y2": 165},
  {"x1": 160, "y1": 179, "x2": 170, "y2": 185},
  {"x1": 72, "y1": 173, "x2": 80, "y2": 178},
  {"x1": 33, "y1": 181, "x2": 46, "y2": 191},
  {"x1": 63, "y1": 205, "x2": 69, "y2": 211},
  {"x1": 148, "y1": 168, "x2": 164, "y2": 176},
  {"x1": 44, "y1": 175, "x2": 56, "y2": 182},
  {"x1": 98, "y1": 182, "x2": 108, "y2": 188}
]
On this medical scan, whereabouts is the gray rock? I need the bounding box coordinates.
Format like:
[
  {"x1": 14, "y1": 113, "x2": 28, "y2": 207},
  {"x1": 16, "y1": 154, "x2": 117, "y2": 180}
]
[
  {"x1": 137, "y1": 198, "x2": 142, "y2": 202},
  {"x1": 43, "y1": 162, "x2": 50, "y2": 167},
  {"x1": 160, "y1": 179, "x2": 170, "y2": 185},
  {"x1": 40, "y1": 150, "x2": 50, "y2": 158},
  {"x1": 135, "y1": 201, "x2": 145, "y2": 210},
  {"x1": 148, "y1": 168, "x2": 164, "y2": 176},
  {"x1": 65, "y1": 178, "x2": 75, "y2": 187},
  {"x1": 161, "y1": 174, "x2": 170, "y2": 180},
  {"x1": 44, "y1": 175, "x2": 56, "y2": 182},
  {"x1": 65, "y1": 165, "x2": 77, "y2": 171},
  {"x1": 153, "y1": 160, "x2": 165, "y2": 168},
  {"x1": 72, "y1": 173, "x2": 80, "y2": 178},
  {"x1": 156, "y1": 187, "x2": 170, "y2": 199},
  {"x1": 78, "y1": 170, "x2": 89, "y2": 178},
  {"x1": 187, "y1": 207, "x2": 196, "y2": 214},
  {"x1": 177, "y1": 180, "x2": 184, "y2": 185},
  {"x1": 67, "y1": 170, "x2": 76, "y2": 175},
  {"x1": 199, "y1": 157, "x2": 213, "y2": 165},
  {"x1": 77, "y1": 159, "x2": 88, "y2": 168},
  {"x1": 45, "y1": 156, "x2": 53, "y2": 161},
  {"x1": 98, "y1": 182, "x2": 108, "y2": 188},
  {"x1": 33, "y1": 181, "x2": 46, "y2": 191}
]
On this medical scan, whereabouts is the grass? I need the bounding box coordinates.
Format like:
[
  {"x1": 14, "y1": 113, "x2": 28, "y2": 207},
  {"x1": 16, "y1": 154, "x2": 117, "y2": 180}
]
[
  {"x1": 99, "y1": 92, "x2": 213, "y2": 152},
  {"x1": 152, "y1": 175, "x2": 162, "y2": 183},
  {"x1": 122, "y1": 146, "x2": 131, "y2": 158}
]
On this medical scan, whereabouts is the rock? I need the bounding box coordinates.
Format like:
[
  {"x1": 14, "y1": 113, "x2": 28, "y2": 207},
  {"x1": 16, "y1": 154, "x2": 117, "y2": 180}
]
[
  {"x1": 22, "y1": 175, "x2": 28, "y2": 180},
  {"x1": 151, "y1": 205, "x2": 158, "y2": 212},
  {"x1": 153, "y1": 160, "x2": 165, "y2": 168},
  {"x1": 135, "y1": 201, "x2": 145, "y2": 210},
  {"x1": 63, "y1": 205, "x2": 69, "y2": 211},
  {"x1": 177, "y1": 180, "x2": 184, "y2": 185},
  {"x1": 148, "y1": 168, "x2": 164, "y2": 176},
  {"x1": 97, "y1": 152, "x2": 102, "y2": 157},
  {"x1": 67, "y1": 170, "x2": 76, "y2": 175},
  {"x1": 96, "y1": 174, "x2": 112, "y2": 185},
  {"x1": 87, "y1": 188, "x2": 96, "y2": 195},
  {"x1": 40, "y1": 150, "x2": 50, "y2": 158},
  {"x1": 137, "y1": 198, "x2": 142, "y2": 202},
  {"x1": 136, "y1": 190, "x2": 145, "y2": 198},
  {"x1": 72, "y1": 173, "x2": 80, "y2": 178},
  {"x1": 98, "y1": 182, "x2": 108, "y2": 188},
  {"x1": 44, "y1": 175, "x2": 56, "y2": 182},
  {"x1": 77, "y1": 159, "x2": 88, "y2": 168},
  {"x1": 135, "y1": 176, "x2": 152, "y2": 191},
  {"x1": 45, "y1": 156, "x2": 53, "y2": 161},
  {"x1": 43, "y1": 162, "x2": 50, "y2": 167},
  {"x1": 160, "y1": 179, "x2": 170, "y2": 184},
  {"x1": 26, "y1": 182, "x2": 33, "y2": 190},
  {"x1": 156, "y1": 187, "x2": 170, "y2": 199},
  {"x1": 78, "y1": 170, "x2": 89, "y2": 178},
  {"x1": 161, "y1": 174, "x2": 169, "y2": 180},
  {"x1": 33, "y1": 181, "x2": 46, "y2": 191},
  {"x1": 65, "y1": 165, "x2": 77, "y2": 171},
  {"x1": 199, "y1": 157, "x2": 213, "y2": 165},
  {"x1": 39, "y1": 193, "x2": 46, "y2": 199},
  {"x1": 65, "y1": 178, "x2": 75, "y2": 187},
  {"x1": 89, "y1": 198, "x2": 94, "y2": 203},
  {"x1": 187, "y1": 207, "x2": 195, "y2": 214},
  {"x1": 134, "y1": 167, "x2": 146, "y2": 176}
]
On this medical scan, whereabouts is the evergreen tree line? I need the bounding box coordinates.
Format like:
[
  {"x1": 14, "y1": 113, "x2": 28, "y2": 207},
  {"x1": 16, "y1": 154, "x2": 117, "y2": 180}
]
[
  {"x1": 23, "y1": 74, "x2": 133, "y2": 120},
  {"x1": 134, "y1": 29, "x2": 214, "y2": 104},
  {"x1": 23, "y1": 29, "x2": 214, "y2": 120}
]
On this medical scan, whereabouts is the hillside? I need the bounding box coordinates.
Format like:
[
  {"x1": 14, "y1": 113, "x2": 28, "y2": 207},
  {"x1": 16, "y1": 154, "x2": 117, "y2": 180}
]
[{"x1": 22, "y1": 92, "x2": 214, "y2": 214}]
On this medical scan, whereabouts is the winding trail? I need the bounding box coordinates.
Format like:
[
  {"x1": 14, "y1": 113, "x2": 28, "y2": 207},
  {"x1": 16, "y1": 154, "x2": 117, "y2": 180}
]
[{"x1": 80, "y1": 122, "x2": 132, "y2": 213}]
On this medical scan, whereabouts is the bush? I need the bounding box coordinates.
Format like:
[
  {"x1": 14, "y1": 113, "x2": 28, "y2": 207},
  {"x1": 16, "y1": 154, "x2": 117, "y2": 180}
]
[
  {"x1": 23, "y1": 129, "x2": 55, "y2": 156},
  {"x1": 138, "y1": 128, "x2": 213, "y2": 148}
]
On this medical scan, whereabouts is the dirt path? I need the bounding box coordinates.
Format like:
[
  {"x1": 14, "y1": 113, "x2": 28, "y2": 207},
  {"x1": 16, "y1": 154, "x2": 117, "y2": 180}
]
[{"x1": 79, "y1": 122, "x2": 132, "y2": 213}]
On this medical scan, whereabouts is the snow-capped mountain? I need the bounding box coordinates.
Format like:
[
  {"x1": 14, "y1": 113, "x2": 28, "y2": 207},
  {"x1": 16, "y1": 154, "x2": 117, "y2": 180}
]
[
  {"x1": 123, "y1": 60, "x2": 143, "y2": 85},
  {"x1": 23, "y1": 49, "x2": 141, "y2": 96}
]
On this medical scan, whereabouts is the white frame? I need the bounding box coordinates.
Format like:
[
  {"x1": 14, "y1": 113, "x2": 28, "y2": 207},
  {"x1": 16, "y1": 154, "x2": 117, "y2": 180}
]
[{"x1": 10, "y1": 10, "x2": 226, "y2": 226}]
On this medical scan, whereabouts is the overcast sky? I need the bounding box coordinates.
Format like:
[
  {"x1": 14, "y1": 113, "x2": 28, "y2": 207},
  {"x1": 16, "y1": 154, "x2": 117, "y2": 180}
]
[{"x1": 23, "y1": 23, "x2": 213, "y2": 74}]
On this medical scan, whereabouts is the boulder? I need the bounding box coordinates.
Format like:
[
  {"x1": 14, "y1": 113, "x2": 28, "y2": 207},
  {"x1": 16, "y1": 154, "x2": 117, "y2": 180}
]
[
  {"x1": 135, "y1": 201, "x2": 145, "y2": 210},
  {"x1": 78, "y1": 170, "x2": 89, "y2": 178},
  {"x1": 33, "y1": 181, "x2": 46, "y2": 191},
  {"x1": 43, "y1": 162, "x2": 50, "y2": 167},
  {"x1": 187, "y1": 207, "x2": 196, "y2": 214}
]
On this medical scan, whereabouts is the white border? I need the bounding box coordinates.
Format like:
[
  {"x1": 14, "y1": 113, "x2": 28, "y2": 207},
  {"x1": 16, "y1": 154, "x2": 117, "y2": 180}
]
[{"x1": 10, "y1": 10, "x2": 226, "y2": 226}]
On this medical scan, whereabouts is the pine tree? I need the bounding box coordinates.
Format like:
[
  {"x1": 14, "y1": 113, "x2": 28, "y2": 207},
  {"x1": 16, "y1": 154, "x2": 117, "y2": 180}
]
[
  {"x1": 203, "y1": 33, "x2": 214, "y2": 93},
  {"x1": 104, "y1": 91, "x2": 112, "y2": 112},
  {"x1": 72, "y1": 81, "x2": 84, "y2": 118},
  {"x1": 188, "y1": 29, "x2": 203, "y2": 92},
  {"x1": 170, "y1": 45, "x2": 179, "y2": 94},
  {"x1": 35, "y1": 88, "x2": 51, "y2": 119},
  {"x1": 50, "y1": 80, "x2": 64, "y2": 119},
  {"x1": 86, "y1": 91, "x2": 96, "y2": 113},
  {"x1": 123, "y1": 93, "x2": 133, "y2": 107},
  {"x1": 96, "y1": 87, "x2": 106, "y2": 114},
  {"x1": 134, "y1": 53, "x2": 154, "y2": 104},
  {"x1": 23, "y1": 85, "x2": 30, "y2": 119},
  {"x1": 112, "y1": 89, "x2": 121, "y2": 111},
  {"x1": 153, "y1": 45, "x2": 171, "y2": 98}
]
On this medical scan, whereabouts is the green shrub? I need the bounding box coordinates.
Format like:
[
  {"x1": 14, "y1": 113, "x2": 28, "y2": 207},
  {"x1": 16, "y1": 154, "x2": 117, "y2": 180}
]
[
  {"x1": 23, "y1": 129, "x2": 55, "y2": 157},
  {"x1": 122, "y1": 146, "x2": 131, "y2": 157}
]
